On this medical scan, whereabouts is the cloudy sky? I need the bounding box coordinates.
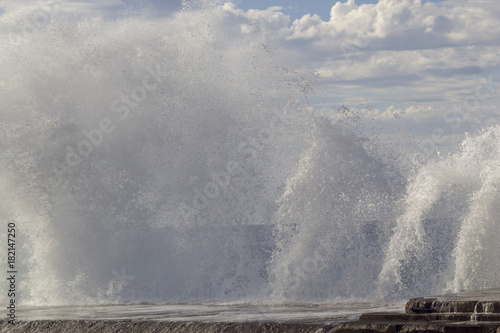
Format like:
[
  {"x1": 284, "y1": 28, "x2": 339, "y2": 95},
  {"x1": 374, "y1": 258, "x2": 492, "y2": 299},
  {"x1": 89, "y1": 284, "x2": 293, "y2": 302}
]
[
  {"x1": 230, "y1": 0, "x2": 500, "y2": 151},
  {"x1": 2, "y1": 0, "x2": 500, "y2": 153}
]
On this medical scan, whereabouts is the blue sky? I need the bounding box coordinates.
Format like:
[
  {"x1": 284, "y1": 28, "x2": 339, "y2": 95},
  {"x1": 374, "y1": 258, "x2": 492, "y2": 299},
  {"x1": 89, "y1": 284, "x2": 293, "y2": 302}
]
[
  {"x1": 238, "y1": 0, "x2": 376, "y2": 21},
  {"x1": 238, "y1": 0, "x2": 447, "y2": 21}
]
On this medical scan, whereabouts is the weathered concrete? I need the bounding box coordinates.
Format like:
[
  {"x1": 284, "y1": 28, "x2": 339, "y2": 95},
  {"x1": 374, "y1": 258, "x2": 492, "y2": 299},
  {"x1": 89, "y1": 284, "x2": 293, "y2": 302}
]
[
  {"x1": 360, "y1": 312, "x2": 500, "y2": 322},
  {"x1": 406, "y1": 289, "x2": 500, "y2": 314},
  {"x1": 334, "y1": 289, "x2": 500, "y2": 332},
  {"x1": 0, "y1": 320, "x2": 338, "y2": 333},
  {"x1": 4, "y1": 290, "x2": 500, "y2": 332}
]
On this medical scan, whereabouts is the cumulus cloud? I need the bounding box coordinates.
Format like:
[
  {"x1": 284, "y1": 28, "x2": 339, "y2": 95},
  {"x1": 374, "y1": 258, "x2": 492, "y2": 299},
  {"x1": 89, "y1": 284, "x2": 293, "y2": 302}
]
[
  {"x1": 258, "y1": 0, "x2": 500, "y2": 138},
  {"x1": 288, "y1": 0, "x2": 500, "y2": 49},
  {"x1": 282, "y1": 0, "x2": 500, "y2": 73},
  {"x1": 2, "y1": 0, "x2": 499, "y2": 140},
  {"x1": 219, "y1": 3, "x2": 290, "y2": 37}
]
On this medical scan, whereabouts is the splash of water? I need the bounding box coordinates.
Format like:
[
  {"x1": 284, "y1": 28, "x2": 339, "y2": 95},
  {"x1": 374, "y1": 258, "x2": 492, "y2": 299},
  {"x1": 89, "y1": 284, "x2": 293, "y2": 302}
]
[
  {"x1": 1, "y1": 1, "x2": 500, "y2": 307},
  {"x1": 268, "y1": 114, "x2": 407, "y2": 301},
  {"x1": 378, "y1": 126, "x2": 500, "y2": 298},
  {"x1": 0, "y1": 1, "x2": 312, "y2": 305}
]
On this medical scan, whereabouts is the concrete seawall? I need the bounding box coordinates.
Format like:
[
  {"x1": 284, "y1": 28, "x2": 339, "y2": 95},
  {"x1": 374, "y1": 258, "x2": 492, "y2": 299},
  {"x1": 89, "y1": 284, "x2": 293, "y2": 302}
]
[
  {"x1": 0, "y1": 320, "x2": 339, "y2": 333},
  {"x1": 335, "y1": 288, "x2": 500, "y2": 332},
  {"x1": 3, "y1": 290, "x2": 500, "y2": 332}
]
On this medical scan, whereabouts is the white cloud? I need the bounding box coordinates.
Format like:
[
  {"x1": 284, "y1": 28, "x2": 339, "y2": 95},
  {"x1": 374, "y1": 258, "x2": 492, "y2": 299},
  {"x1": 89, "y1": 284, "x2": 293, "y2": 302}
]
[
  {"x1": 58, "y1": 0, "x2": 125, "y2": 12},
  {"x1": 274, "y1": 1, "x2": 500, "y2": 119},
  {"x1": 212, "y1": 1, "x2": 500, "y2": 138},
  {"x1": 2, "y1": 0, "x2": 499, "y2": 139},
  {"x1": 373, "y1": 105, "x2": 436, "y2": 121},
  {"x1": 288, "y1": 0, "x2": 500, "y2": 48},
  {"x1": 219, "y1": 3, "x2": 290, "y2": 38}
]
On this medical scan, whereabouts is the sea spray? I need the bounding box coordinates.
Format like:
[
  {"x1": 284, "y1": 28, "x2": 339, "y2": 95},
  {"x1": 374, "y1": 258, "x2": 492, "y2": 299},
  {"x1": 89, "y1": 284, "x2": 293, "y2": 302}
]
[
  {"x1": 378, "y1": 125, "x2": 500, "y2": 298},
  {"x1": 268, "y1": 113, "x2": 408, "y2": 302},
  {"x1": 1, "y1": 0, "x2": 500, "y2": 307},
  {"x1": 451, "y1": 127, "x2": 500, "y2": 292},
  {"x1": 0, "y1": 2, "x2": 310, "y2": 305}
]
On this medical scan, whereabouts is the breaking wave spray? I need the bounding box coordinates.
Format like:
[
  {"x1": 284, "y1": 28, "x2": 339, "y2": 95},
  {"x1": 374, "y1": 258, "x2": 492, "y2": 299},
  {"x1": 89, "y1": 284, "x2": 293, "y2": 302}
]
[{"x1": 1, "y1": 1, "x2": 499, "y2": 306}]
